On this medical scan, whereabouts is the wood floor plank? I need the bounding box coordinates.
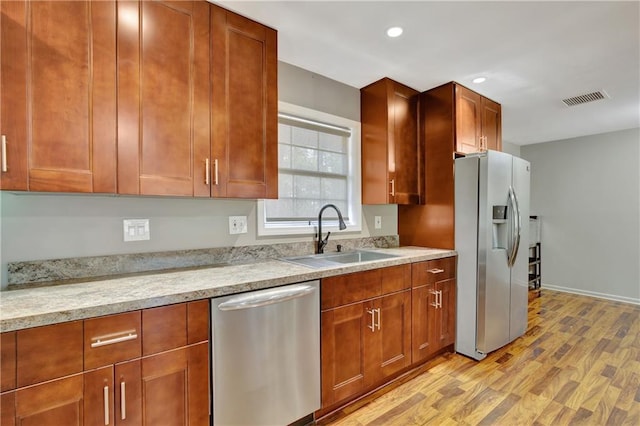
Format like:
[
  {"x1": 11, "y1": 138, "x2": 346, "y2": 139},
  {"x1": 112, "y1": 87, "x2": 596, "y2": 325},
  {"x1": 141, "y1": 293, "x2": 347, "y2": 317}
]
[{"x1": 323, "y1": 290, "x2": 640, "y2": 426}]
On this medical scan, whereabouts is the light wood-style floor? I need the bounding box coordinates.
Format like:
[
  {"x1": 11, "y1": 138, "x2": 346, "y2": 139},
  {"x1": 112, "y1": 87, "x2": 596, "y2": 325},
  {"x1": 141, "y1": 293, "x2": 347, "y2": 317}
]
[{"x1": 326, "y1": 290, "x2": 640, "y2": 425}]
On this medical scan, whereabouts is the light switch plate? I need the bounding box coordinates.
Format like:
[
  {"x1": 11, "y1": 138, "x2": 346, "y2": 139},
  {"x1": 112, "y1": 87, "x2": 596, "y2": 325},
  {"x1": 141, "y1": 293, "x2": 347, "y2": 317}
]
[
  {"x1": 374, "y1": 216, "x2": 382, "y2": 229},
  {"x1": 123, "y1": 219, "x2": 150, "y2": 241},
  {"x1": 229, "y1": 216, "x2": 248, "y2": 234}
]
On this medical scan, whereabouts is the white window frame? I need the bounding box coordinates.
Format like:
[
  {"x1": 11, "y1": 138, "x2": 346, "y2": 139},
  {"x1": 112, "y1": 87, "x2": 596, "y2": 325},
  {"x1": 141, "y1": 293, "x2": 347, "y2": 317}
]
[{"x1": 257, "y1": 101, "x2": 362, "y2": 236}]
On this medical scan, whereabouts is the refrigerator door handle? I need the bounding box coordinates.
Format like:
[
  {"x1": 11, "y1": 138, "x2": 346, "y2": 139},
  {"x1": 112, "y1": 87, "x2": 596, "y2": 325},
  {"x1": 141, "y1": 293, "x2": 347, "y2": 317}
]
[{"x1": 507, "y1": 186, "x2": 522, "y2": 267}]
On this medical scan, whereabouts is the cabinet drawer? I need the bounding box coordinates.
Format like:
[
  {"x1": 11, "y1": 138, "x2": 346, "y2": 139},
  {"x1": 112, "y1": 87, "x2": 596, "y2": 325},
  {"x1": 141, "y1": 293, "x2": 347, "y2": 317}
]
[
  {"x1": 143, "y1": 303, "x2": 187, "y2": 356},
  {"x1": 17, "y1": 321, "x2": 83, "y2": 387},
  {"x1": 84, "y1": 311, "x2": 141, "y2": 370},
  {"x1": 321, "y1": 265, "x2": 411, "y2": 310},
  {"x1": 412, "y1": 256, "x2": 456, "y2": 288},
  {"x1": 1, "y1": 332, "x2": 16, "y2": 392}
]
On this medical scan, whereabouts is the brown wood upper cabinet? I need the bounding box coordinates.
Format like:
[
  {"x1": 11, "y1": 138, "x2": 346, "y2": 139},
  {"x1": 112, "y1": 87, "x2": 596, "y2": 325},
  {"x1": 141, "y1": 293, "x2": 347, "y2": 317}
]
[
  {"x1": 117, "y1": 0, "x2": 210, "y2": 197},
  {"x1": 211, "y1": 5, "x2": 278, "y2": 199},
  {"x1": 0, "y1": 0, "x2": 117, "y2": 192},
  {"x1": 361, "y1": 78, "x2": 422, "y2": 205},
  {"x1": 455, "y1": 84, "x2": 502, "y2": 154}
]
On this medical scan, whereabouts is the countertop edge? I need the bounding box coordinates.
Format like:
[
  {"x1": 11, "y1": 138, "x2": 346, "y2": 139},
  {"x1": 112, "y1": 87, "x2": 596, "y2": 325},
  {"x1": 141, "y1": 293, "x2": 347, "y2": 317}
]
[{"x1": 0, "y1": 248, "x2": 456, "y2": 332}]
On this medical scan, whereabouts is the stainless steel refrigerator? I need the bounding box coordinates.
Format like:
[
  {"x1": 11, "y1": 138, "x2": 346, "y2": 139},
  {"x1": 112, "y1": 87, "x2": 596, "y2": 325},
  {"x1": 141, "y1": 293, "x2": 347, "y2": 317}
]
[{"x1": 455, "y1": 150, "x2": 530, "y2": 361}]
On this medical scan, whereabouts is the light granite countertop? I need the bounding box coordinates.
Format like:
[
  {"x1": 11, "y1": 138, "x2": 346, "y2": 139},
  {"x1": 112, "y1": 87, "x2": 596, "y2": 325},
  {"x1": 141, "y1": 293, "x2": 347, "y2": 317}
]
[{"x1": 0, "y1": 246, "x2": 456, "y2": 332}]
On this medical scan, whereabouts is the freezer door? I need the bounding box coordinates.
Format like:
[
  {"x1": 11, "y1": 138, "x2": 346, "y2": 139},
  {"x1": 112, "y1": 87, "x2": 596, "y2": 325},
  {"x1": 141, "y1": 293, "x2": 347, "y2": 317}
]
[
  {"x1": 509, "y1": 156, "x2": 530, "y2": 340},
  {"x1": 477, "y1": 150, "x2": 513, "y2": 354}
]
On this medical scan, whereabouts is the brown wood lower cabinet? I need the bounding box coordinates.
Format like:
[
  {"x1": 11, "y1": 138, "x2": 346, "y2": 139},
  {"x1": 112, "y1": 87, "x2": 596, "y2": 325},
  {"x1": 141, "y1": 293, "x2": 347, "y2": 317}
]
[
  {"x1": 411, "y1": 258, "x2": 457, "y2": 365},
  {"x1": 319, "y1": 257, "x2": 457, "y2": 418},
  {"x1": 0, "y1": 300, "x2": 209, "y2": 426},
  {"x1": 320, "y1": 265, "x2": 412, "y2": 410}
]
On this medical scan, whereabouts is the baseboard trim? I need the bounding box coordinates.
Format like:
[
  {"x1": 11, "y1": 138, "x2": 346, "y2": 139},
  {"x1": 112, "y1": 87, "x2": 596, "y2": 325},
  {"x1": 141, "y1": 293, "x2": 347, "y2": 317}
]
[{"x1": 542, "y1": 283, "x2": 640, "y2": 306}]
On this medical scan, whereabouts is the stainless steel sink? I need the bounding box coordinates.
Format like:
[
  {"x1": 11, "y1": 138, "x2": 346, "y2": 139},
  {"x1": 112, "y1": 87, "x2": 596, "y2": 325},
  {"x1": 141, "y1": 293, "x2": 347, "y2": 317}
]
[{"x1": 281, "y1": 250, "x2": 399, "y2": 268}]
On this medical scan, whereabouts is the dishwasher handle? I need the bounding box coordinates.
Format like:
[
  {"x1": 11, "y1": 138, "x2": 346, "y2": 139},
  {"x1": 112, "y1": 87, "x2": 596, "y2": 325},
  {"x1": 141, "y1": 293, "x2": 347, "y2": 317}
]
[{"x1": 217, "y1": 284, "x2": 317, "y2": 311}]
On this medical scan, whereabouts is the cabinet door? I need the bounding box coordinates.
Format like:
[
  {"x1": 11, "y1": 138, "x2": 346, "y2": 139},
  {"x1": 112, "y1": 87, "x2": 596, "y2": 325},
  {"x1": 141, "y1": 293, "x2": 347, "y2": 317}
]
[
  {"x1": 481, "y1": 97, "x2": 502, "y2": 152},
  {"x1": 361, "y1": 78, "x2": 420, "y2": 205},
  {"x1": 411, "y1": 284, "x2": 437, "y2": 364},
  {"x1": 1, "y1": 392, "x2": 15, "y2": 426},
  {"x1": 115, "y1": 360, "x2": 143, "y2": 425},
  {"x1": 455, "y1": 85, "x2": 482, "y2": 155},
  {"x1": 390, "y1": 84, "x2": 421, "y2": 204},
  {"x1": 140, "y1": 343, "x2": 209, "y2": 426},
  {"x1": 84, "y1": 366, "x2": 115, "y2": 426},
  {"x1": 211, "y1": 5, "x2": 278, "y2": 199},
  {"x1": 320, "y1": 303, "x2": 366, "y2": 407},
  {"x1": 436, "y1": 279, "x2": 456, "y2": 348},
  {"x1": 367, "y1": 290, "x2": 412, "y2": 385},
  {"x1": 14, "y1": 374, "x2": 84, "y2": 426},
  {"x1": 1, "y1": 332, "x2": 16, "y2": 392},
  {"x1": 117, "y1": 0, "x2": 210, "y2": 196},
  {"x1": 0, "y1": 0, "x2": 117, "y2": 192}
]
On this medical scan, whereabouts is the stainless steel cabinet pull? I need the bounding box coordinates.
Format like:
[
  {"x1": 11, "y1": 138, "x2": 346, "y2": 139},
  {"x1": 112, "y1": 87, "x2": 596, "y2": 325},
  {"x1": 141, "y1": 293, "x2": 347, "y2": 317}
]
[
  {"x1": 437, "y1": 290, "x2": 443, "y2": 309},
  {"x1": 205, "y1": 158, "x2": 210, "y2": 185},
  {"x1": 91, "y1": 331, "x2": 138, "y2": 348},
  {"x1": 103, "y1": 385, "x2": 109, "y2": 425},
  {"x1": 214, "y1": 158, "x2": 219, "y2": 185},
  {"x1": 1, "y1": 135, "x2": 7, "y2": 172},
  {"x1": 367, "y1": 308, "x2": 376, "y2": 332},
  {"x1": 429, "y1": 289, "x2": 438, "y2": 307},
  {"x1": 427, "y1": 268, "x2": 444, "y2": 274},
  {"x1": 389, "y1": 179, "x2": 395, "y2": 197},
  {"x1": 375, "y1": 308, "x2": 381, "y2": 331},
  {"x1": 120, "y1": 381, "x2": 126, "y2": 420}
]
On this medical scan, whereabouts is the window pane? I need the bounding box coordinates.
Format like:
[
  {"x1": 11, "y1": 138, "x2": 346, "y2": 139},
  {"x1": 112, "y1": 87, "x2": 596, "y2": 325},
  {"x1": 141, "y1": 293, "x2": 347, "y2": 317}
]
[
  {"x1": 294, "y1": 199, "x2": 322, "y2": 219},
  {"x1": 292, "y1": 146, "x2": 318, "y2": 172},
  {"x1": 278, "y1": 143, "x2": 292, "y2": 168},
  {"x1": 321, "y1": 177, "x2": 347, "y2": 200},
  {"x1": 320, "y1": 151, "x2": 346, "y2": 175},
  {"x1": 292, "y1": 126, "x2": 318, "y2": 148},
  {"x1": 279, "y1": 173, "x2": 293, "y2": 198},
  {"x1": 278, "y1": 123, "x2": 292, "y2": 144},
  {"x1": 265, "y1": 198, "x2": 293, "y2": 219},
  {"x1": 294, "y1": 175, "x2": 321, "y2": 199}
]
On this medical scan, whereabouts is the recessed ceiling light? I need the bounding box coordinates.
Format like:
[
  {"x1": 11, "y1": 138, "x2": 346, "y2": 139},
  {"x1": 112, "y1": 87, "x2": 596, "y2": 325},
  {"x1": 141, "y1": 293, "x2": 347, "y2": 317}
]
[
  {"x1": 473, "y1": 77, "x2": 487, "y2": 84},
  {"x1": 386, "y1": 27, "x2": 403, "y2": 38}
]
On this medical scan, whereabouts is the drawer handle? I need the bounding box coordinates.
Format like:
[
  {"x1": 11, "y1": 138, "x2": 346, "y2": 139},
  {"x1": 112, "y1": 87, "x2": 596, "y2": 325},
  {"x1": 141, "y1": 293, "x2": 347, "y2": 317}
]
[
  {"x1": 91, "y1": 330, "x2": 138, "y2": 348},
  {"x1": 427, "y1": 268, "x2": 444, "y2": 274}
]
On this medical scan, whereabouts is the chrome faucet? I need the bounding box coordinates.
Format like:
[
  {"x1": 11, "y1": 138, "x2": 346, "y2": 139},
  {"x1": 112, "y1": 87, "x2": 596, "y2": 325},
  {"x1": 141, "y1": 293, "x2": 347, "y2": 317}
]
[{"x1": 317, "y1": 204, "x2": 347, "y2": 254}]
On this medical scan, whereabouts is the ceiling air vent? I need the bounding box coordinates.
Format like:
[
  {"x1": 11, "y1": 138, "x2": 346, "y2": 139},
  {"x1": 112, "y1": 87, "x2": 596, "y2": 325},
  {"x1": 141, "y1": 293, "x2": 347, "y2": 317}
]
[{"x1": 562, "y1": 90, "x2": 609, "y2": 107}]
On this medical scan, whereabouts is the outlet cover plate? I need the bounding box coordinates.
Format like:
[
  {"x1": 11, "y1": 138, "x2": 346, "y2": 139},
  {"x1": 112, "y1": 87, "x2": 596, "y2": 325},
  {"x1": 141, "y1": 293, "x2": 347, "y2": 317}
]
[
  {"x1": 374, "y1": 216, "x2": 382, "y2": 229},
  {"x1": 123, "y1": 219, "x2": 150, "y2": 241},
  {"x1": 229, "y1": 216, "x2": 248, "y2": 234}
]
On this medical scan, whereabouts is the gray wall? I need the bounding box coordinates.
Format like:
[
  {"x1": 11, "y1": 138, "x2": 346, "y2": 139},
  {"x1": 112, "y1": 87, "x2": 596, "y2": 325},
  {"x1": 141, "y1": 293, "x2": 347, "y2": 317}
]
[
  {"x1": 501, "y1": 141, "x2": 521, "y2": 157},
  {"x1": 0, "y1": 61, "x2": 398, "y2": 289},
  {"x1": 521, "y1": 127, "x2": 639, "y2": 303}
]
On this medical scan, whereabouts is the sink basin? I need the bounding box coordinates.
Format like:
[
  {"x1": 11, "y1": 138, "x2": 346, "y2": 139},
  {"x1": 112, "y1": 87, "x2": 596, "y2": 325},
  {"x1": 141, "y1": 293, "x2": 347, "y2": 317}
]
[{"x1": 282, "y1": 250, "x2": 399, "y2": 269}]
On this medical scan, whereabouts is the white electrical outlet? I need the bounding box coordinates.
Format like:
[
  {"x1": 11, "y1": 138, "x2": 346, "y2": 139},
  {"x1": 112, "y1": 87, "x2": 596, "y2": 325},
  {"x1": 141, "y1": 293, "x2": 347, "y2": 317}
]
[
  {"x1": 374, "y1": 216, "x2": 382, "y2": 229},
  {"x1": 229, "y1": 216, "x2": 248, "y2": 234},
  {"x1": 123, "y1": 219, "x2": 150, "y2": 241}
]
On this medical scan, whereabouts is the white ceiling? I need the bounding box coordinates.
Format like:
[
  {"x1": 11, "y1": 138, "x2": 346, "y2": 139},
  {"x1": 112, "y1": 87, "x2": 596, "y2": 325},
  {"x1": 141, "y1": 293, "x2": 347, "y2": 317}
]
[{"x1": 216, "y1": 0, "x2": 639, "y2": 145}]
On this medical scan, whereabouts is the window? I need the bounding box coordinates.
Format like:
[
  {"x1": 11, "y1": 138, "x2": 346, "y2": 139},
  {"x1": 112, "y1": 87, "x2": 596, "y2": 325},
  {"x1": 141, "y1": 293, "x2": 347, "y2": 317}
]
[{"x1": 257, "y1": 102, "x2": 361, "y2": 236}]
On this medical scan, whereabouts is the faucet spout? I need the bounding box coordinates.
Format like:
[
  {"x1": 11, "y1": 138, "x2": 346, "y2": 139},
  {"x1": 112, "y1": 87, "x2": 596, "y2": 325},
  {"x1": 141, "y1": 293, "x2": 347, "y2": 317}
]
[{"x1": 317, "y1": 204, "x2": 347, "y2": 254}]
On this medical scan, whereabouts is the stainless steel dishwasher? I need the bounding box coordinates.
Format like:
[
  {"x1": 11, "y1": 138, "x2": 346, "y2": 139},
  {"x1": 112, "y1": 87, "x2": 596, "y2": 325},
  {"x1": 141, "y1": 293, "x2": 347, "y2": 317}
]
[{"x1": 211, "y1": 280, "x2": 320, "y2": 425}]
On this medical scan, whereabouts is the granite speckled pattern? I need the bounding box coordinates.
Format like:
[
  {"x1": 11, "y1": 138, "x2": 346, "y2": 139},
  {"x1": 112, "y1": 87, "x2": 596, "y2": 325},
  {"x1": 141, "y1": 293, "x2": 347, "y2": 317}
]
[
  {"x1": 0, "y1": 246, "x2": 456, "y2": 332},
  {"x1": 8, "y1": 236, "x2": 399, "y2": 287}
]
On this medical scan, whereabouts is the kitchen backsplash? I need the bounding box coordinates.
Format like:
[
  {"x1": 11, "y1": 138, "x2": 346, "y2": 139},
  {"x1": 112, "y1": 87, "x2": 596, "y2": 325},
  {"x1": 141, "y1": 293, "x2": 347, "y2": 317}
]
[{"x1": 7, "y1": 235, "x2": 399, "y2": 289}]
